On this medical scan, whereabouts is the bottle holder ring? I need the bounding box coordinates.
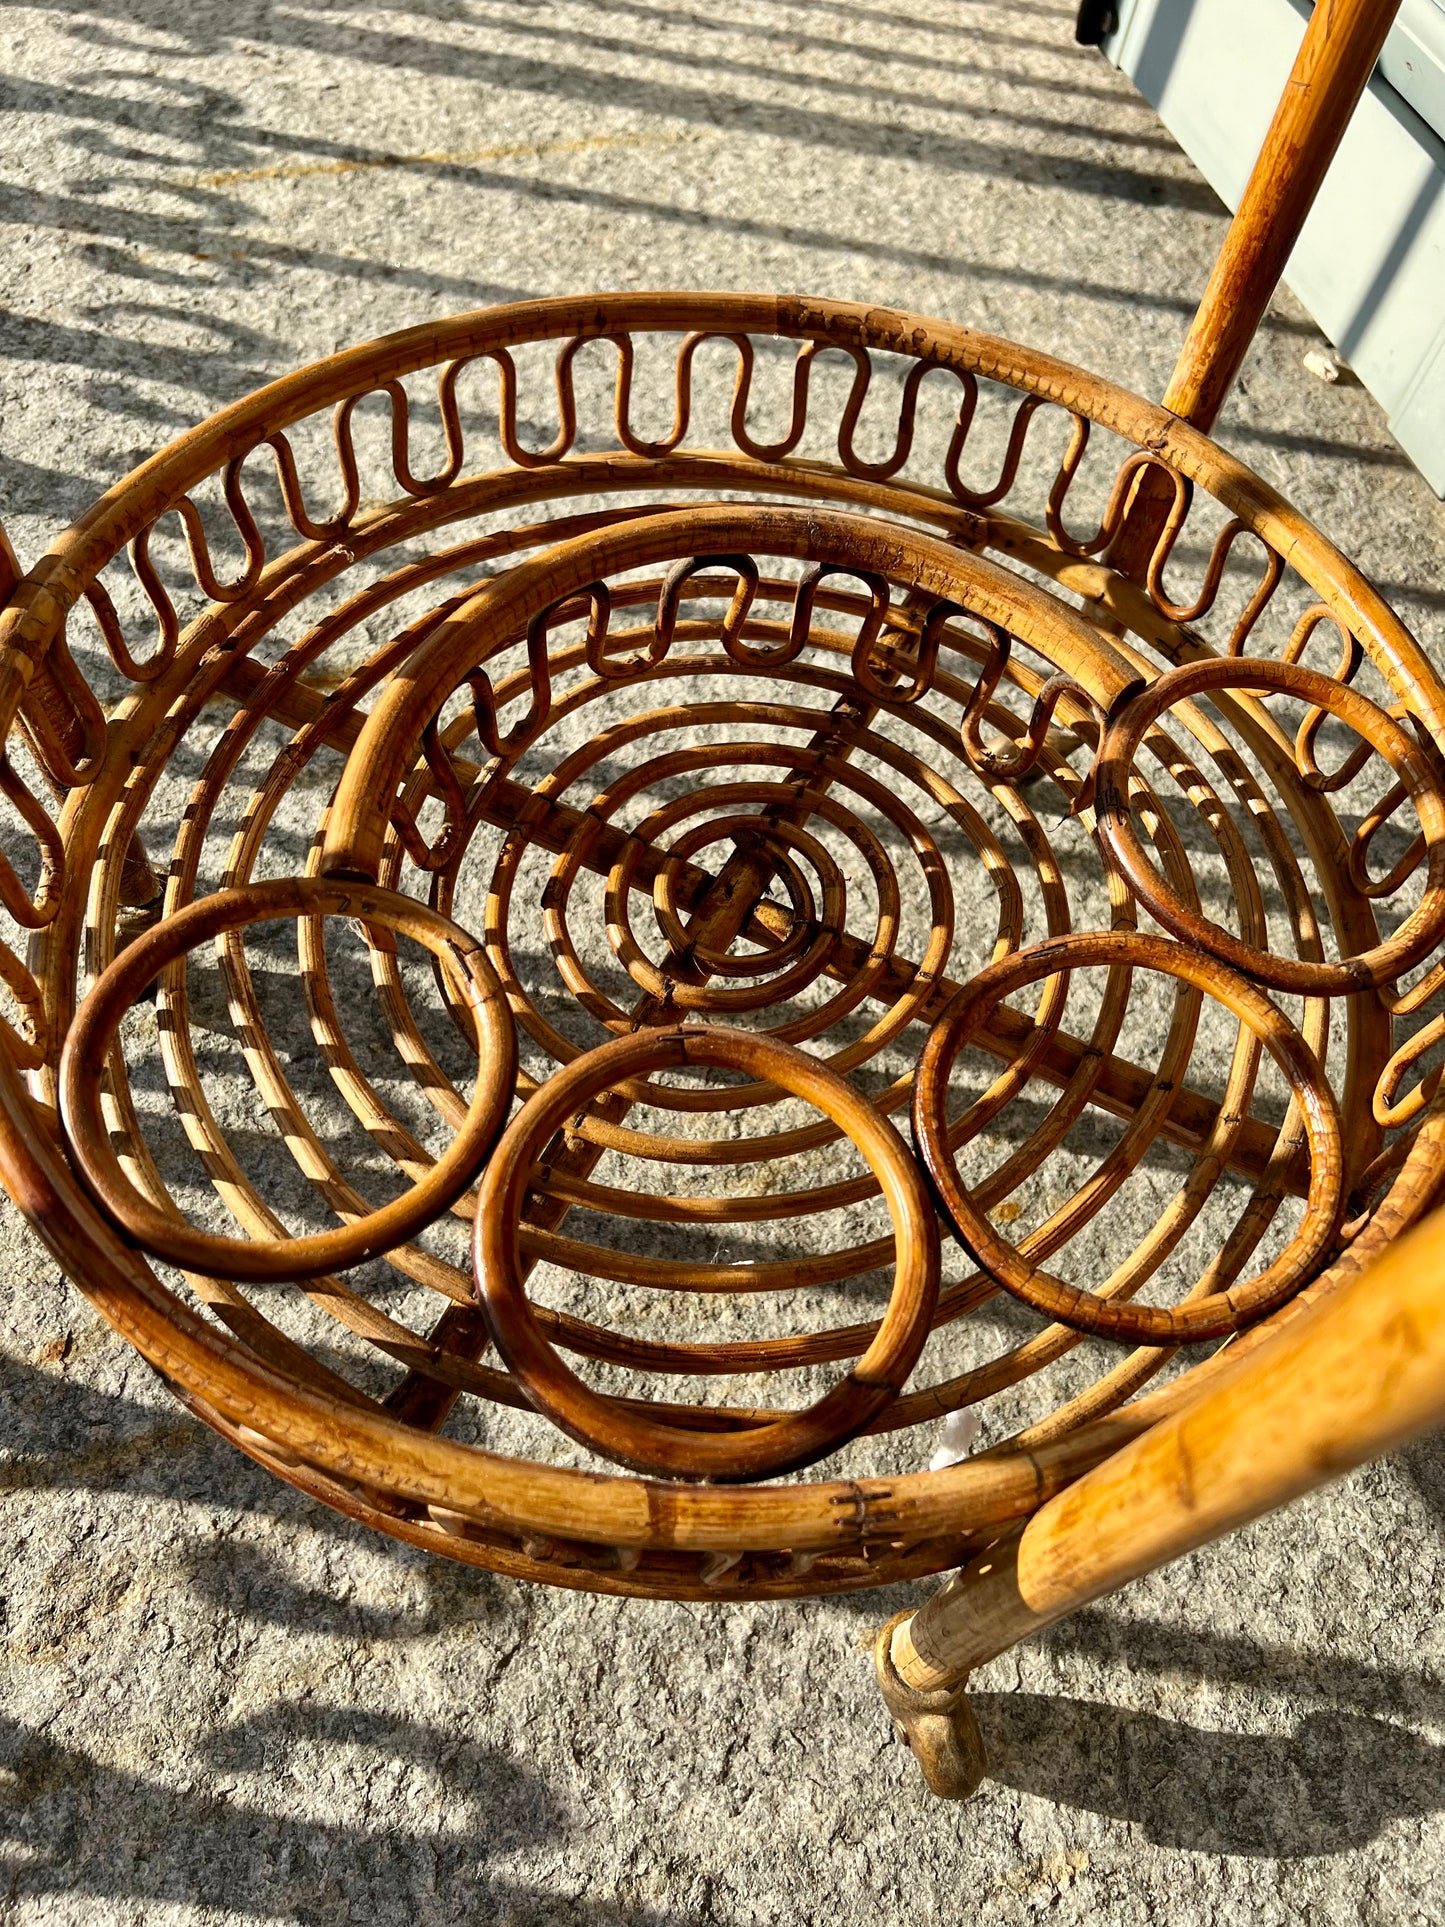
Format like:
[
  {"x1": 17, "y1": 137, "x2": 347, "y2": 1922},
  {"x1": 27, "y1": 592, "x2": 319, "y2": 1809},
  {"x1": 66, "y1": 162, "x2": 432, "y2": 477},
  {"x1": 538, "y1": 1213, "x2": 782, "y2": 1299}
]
[
  {"x1": 473, "y1": 1023, "x2": 941, "y2": 1481},
  {"x1": 911, "y1": 928, "x2": 1346, "y2": 1346},
  {"x1": 60, "y1": 877, "x2": 517, "y2": 1283}
]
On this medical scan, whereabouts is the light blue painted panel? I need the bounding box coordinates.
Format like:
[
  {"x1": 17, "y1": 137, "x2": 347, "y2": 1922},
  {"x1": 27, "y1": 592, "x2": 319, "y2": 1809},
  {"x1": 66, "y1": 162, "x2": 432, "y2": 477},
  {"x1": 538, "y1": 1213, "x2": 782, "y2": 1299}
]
[{"x1": 1381, "y1": 0, "x2": 1445, "y2": 142}]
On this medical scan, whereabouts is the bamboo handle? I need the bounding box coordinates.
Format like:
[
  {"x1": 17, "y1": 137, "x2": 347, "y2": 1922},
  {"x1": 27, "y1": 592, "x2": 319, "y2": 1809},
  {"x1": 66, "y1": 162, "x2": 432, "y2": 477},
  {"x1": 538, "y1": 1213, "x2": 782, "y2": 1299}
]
[{"x1": 890, "y1": 1200, "x2": 1445, "y2": 1695}]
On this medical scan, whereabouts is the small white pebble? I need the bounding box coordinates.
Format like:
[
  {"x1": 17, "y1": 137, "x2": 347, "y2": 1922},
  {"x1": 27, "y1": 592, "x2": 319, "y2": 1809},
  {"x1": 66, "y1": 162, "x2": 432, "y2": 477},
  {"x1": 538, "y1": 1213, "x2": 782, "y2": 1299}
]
[
  {"x1": 1303, "y1": 347, "x2": 1343, "y2": 383},
  {"x1": 928, "y1": 1406, "x2": 982, "y2": 1470}
]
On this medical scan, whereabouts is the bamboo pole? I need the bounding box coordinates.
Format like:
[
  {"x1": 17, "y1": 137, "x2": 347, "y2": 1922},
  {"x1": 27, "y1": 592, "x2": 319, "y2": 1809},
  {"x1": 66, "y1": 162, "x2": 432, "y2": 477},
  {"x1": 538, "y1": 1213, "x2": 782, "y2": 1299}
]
[
  {"x1": 0, "y1": 522, "x2": 18, "y2": 609},
  {"x1": 878, "y1": 1200, "x2": 1445, "y2": 1795},
  {"x1": 1162, "y1": 0, "x2": 1403, "y2": 432},
  {"x1": 881, "y1": 8, "x2": 1430, "y2": 1715},
  {"x1": 1109, "y1": 0, "x2": 1402, "y2": 580},
  {"x1": 210, "y1": 1, "x2": 1431, "y2": 1659}
]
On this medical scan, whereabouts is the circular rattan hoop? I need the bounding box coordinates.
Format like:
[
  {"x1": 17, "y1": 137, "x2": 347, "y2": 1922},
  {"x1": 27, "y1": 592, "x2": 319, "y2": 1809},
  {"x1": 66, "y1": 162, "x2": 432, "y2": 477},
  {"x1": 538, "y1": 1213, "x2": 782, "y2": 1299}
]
[
  {"x1": 1095, "y1": 656, "x2": 1445, "y2": 994},
  {"x1": 60, "y1": 878, "x2": 516, "y2": 1282},
  {"x1": 474, "y1": 1023, "x2": 941, "y2": 1481},
  {"x1": 912, "y1": 928, "x2": 1346, "y2": 1343}
]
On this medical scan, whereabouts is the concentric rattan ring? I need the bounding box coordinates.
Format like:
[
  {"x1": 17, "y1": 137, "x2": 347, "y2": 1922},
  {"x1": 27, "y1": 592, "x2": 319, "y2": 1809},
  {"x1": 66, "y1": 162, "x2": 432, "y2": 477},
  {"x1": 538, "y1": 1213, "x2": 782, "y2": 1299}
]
[
  {"x1": 473, "y1": 1023, "x2": 941, "y2": 1480},
  {"x1": 912, "y1": 929, "x2": 1345, "y2": 1344},
  {"x1": 1095, "y1": 656, "x2": 1445, "y2": 994},
  {"x1": 59, "y1": 877, "x2": 516, "y2": 1282},
  {"x1": 471, "y1": 713, "x2": 956, "y2": 1152},
  {"x1": 610, "y1": 804, "x2": 845, "y2": 1013}
]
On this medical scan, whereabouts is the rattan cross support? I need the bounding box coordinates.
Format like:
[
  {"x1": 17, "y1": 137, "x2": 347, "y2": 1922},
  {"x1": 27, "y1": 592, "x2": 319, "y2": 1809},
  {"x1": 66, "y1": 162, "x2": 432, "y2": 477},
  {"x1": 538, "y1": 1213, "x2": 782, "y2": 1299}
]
[{"x1": 3, "y1": 0, "x2": 1443, "y2": 1802}]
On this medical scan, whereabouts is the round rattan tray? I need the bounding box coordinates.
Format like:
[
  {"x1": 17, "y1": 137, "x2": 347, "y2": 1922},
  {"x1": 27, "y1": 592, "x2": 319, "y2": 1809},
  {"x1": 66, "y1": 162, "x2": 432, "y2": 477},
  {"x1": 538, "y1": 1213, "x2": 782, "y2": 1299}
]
[{"x1": 2, "y1": 291, "x2": 1443, "y2": 1602}]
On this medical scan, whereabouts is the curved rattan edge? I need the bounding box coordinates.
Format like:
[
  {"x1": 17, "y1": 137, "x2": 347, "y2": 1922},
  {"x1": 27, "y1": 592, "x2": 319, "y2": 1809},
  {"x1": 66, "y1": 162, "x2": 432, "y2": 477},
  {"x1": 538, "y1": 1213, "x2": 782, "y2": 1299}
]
[
  {"x1": 319, "y1": 502, "x2": 1140, "y2": 882},
  {"x1": 10, "y1": 1010, "x2": 1445, "y2": 1594},
  {"x1": 1, "y1": 293, "x2": 1434, "y2": 739},
  {"x1": 0, "y1": 1047, "x2": 1170, "y2": 1564},
  {"x1": 197, "y1": 1397, "x2": 1004, "y2": 1601}
]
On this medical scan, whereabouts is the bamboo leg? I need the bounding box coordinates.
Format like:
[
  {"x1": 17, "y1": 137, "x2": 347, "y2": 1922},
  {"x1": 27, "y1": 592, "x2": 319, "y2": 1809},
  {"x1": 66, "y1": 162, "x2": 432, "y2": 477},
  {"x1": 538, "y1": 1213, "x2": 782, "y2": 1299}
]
[
  {"x1": 1109, "y1": 0, "x2": 1402, "y2": 579},
  {"x1": 876, "y1": 1201, "x2": 1445, "y2": 1796},
  {"x1": 0, "y1": 523, "x2": 19, "y2": 607},
  {"x1": 878, "y1": 2, "x2": 1415, "y2": 1792},
  {"x1": 1162, "y1": 0, "x2": 1402, "y2": 432}
]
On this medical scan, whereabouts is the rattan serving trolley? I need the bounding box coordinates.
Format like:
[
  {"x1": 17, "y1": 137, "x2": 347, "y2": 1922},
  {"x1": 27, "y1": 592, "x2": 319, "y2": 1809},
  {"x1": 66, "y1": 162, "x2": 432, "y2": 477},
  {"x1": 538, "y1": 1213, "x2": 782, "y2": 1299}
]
[{"x1": 2, "y1": 0, "x2": 1443, "y2": 1799}]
